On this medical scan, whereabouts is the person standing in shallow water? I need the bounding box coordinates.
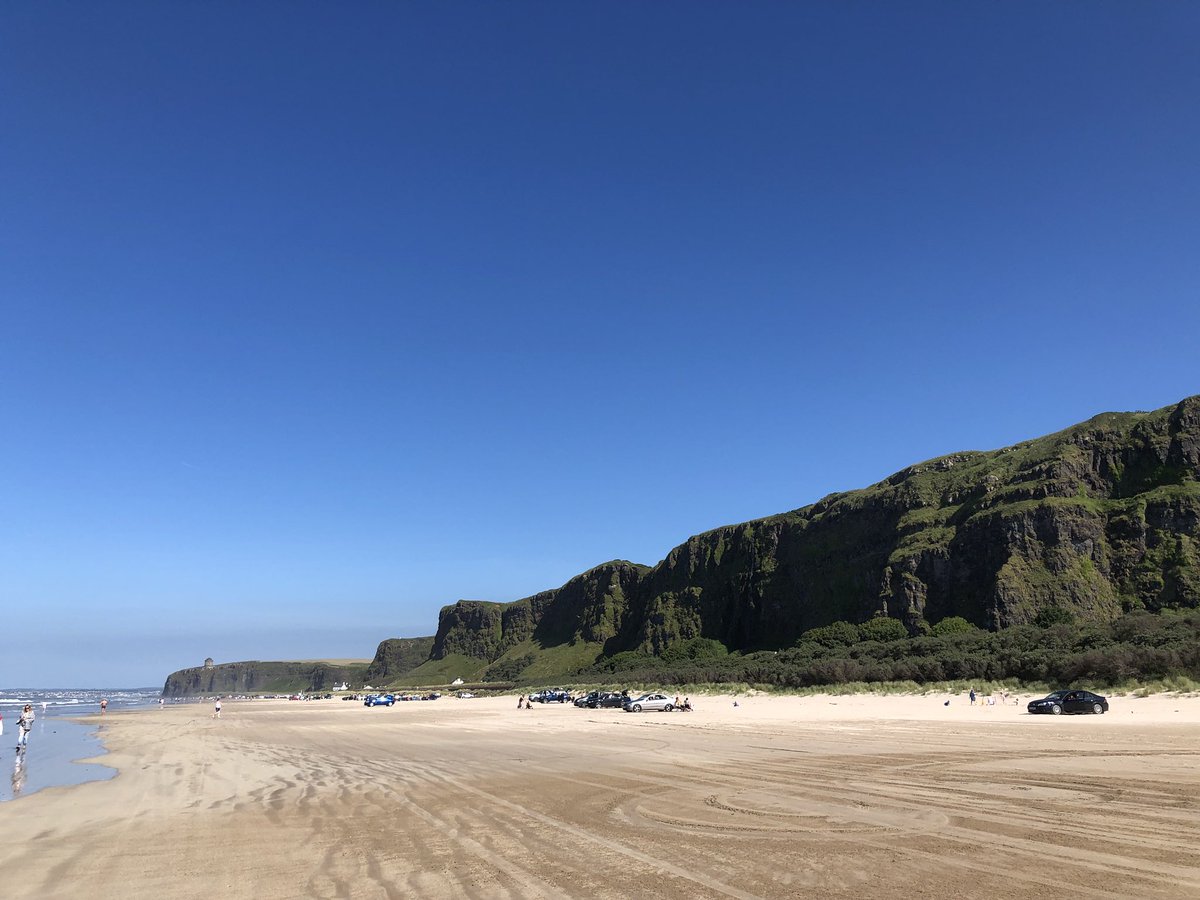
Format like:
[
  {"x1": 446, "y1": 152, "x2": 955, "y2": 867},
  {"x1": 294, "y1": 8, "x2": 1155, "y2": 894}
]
[
  {"x1": 100, "y1": 698, "x2": 108, "y2": 714},
  {"x1": 17, "y1": 704, "x2": 34, "y2": 750}
]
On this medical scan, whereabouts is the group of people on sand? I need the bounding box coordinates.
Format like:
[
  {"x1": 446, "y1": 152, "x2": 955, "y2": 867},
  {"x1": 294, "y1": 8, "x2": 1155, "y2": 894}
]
[{"x1": 967, "y1": 687, "x2": 1019, "y2": 707}]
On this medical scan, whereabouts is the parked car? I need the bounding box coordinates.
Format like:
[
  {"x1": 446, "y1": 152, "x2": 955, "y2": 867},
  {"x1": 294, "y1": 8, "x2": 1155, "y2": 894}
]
[
  {"x1": 532, "y1": 689, "x2": 572, "y2": 703},
  {"x1": 623, "y1": 693, "x2": 674, "y2": 712},
  {"x1": 1027, "y1": 690, "x2": 1109, "y2": 715},
  {"x1": 573, "y1": 691, "x2": 621, "y2": 708},
  {"x1": 589, "y1": 691, "x2": 625, "y2": 709},
  {"x1": 363, "y1": 694, "x2": 395, "y2": 707}
]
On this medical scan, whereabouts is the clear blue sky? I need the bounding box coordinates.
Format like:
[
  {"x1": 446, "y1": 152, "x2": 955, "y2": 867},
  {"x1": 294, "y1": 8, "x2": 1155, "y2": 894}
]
[{"x1": 3, "y1": 3, "x2": 1197, "y2": 688}]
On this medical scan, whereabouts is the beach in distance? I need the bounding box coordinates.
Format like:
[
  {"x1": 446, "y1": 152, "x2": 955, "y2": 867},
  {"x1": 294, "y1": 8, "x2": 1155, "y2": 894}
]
[{"x1": 2, "y1": 691, "x2": 1198, "y2": 899}]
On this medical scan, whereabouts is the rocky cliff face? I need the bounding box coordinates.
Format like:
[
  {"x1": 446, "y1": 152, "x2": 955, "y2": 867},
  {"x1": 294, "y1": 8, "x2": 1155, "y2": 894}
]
[
  {"x1": 161, "y1": 659, "x2": 368, "y2": 697},
  {"x1": 363, "y1": 636, "x2": 435, "y2": 684},
  {"x1": 430, "y1": 561, "x2": 649, "y2": 660},
  {"x1": 429, "y1": 396, "x2": 1200, "y2": 666}
]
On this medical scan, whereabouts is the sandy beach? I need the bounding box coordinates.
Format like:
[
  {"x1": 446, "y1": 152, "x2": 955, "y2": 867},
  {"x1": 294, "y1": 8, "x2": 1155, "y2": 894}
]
[{"x1": 2, "y1": 691, "x2": 1198, "y2": 899}]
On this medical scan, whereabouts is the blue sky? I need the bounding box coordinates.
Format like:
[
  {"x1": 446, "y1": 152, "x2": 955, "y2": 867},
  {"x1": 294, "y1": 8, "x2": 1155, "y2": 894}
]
[{"x1": 3, "y1": 3, "x2": 1198, "y2": 687}]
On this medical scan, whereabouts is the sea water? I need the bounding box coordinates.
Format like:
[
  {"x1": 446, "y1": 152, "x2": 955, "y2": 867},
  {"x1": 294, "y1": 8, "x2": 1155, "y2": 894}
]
[{"x1": 0, "y1": 687, "x2": 161, "y2": 802}]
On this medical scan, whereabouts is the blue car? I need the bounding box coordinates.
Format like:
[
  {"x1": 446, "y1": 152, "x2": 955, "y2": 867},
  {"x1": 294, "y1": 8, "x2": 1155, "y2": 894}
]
[
  {"x1": 364, "y1": 694, "x2": 395, "y2": 707},
  {"x1": 531, "y1": 689, "x2": 572, "y2": 703}
]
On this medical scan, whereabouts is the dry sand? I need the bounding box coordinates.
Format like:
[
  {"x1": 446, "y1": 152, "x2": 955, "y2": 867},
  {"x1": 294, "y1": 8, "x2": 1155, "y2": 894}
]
[{"x1": 2, "y1": 691, "x2": 1198, "y2": 899}]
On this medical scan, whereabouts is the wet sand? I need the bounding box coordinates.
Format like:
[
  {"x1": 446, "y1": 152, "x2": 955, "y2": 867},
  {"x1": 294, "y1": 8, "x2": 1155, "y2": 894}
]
[
  {"x1": 1, "y1": 692, "x2": 1197, "y2": 899},
  {"x1": 0, "y1": 717, "x2": 114, "y2": 802}
]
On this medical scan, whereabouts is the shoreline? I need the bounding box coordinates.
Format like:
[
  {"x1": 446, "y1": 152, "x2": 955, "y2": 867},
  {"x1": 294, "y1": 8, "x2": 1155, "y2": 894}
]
[
  {"x1": 0, "y1": 690, "x2": 161, "y2": 803},
  {"x1": 0, "y1": 715, "x2": 115, "y2": 803}
]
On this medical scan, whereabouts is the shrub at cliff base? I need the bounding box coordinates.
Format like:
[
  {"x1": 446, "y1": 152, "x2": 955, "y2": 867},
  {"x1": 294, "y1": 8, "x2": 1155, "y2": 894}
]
[{"x1": 576, "y1": 609, "x2": 1200, "y2": 690}]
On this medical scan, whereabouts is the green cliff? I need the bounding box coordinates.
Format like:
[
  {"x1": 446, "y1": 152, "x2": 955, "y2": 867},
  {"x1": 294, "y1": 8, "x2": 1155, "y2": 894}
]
[{"x1": 425, "y1": 396, "x2": 1200, "y2": 676}]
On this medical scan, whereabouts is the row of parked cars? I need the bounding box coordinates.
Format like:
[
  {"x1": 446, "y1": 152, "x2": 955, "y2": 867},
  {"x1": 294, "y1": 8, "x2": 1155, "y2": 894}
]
[
  {"x1": 362, "y1": 692, "x2": 442, "y2": 706},
  {"x1": 571, "y1": 688, "x2": 1110, "y2": 715},
  {"x1": 571, "y1": 690, "x2": 692, "y2": 712},
  {"x1": 520, "y1": 688, "x2": 687, "y2": 712},
  {"x1": 364, "y1": 686, "x2": 1108, "y2": 715}
]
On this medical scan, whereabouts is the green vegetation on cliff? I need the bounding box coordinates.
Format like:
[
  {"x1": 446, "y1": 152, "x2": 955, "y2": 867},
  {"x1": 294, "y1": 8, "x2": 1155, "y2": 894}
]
[{"x1": 577, "y1": 608, "x2": 1200, "y2": 691}]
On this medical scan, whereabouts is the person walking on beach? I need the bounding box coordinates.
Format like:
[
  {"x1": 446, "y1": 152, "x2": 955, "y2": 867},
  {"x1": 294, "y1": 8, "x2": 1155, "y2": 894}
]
[
  {"x1": 969, "y1": 688, "x2": 977, "y2": 706},
  {"x1": 517, "y1": 695, "x2": 524, "y2": 710},
  {"x1": 213, "y1": 697, "x2": 223, "y2": 719},
  {"x1": 100, "y1": 698, "x2": 108, "y2": 714},
  {"x1": 17, "y1": 704, "x2": 34, "y2": 750}
]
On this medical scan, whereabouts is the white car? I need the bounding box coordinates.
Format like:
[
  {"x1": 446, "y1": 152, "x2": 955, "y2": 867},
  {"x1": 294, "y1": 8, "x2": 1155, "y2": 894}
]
[{"x1": 622, "y1": 693, "x2": 674, "y2": 712}]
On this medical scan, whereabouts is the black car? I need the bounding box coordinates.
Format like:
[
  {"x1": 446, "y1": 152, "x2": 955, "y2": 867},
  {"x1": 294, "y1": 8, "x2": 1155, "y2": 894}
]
[
  {"x1": 588, "y1": 691, "x2": 625, "y2": 709},
  {"x1": 1027, "y1": 690, "x2": 1109, "y2": 715},
  {"x1": 574, "y1": 691, "x2": 623, "y2": 708}
]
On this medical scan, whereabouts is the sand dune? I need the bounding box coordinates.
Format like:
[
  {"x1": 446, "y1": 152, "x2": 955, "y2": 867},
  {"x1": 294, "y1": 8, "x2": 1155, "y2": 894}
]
[{"x1": 2, "y1": 691, "x2": 1198, "y2": 899}]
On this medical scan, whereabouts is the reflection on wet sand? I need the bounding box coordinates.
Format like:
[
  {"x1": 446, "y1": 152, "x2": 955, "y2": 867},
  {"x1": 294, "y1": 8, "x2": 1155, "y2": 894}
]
[{"x1": 11, "y1": 751, "x2": 26, "y2": 797}]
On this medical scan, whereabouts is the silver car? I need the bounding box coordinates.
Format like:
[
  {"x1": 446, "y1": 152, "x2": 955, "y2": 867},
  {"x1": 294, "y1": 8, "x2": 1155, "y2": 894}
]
[{"x1": 622, "y1": 693, "x2": 675, "y2": 712}]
